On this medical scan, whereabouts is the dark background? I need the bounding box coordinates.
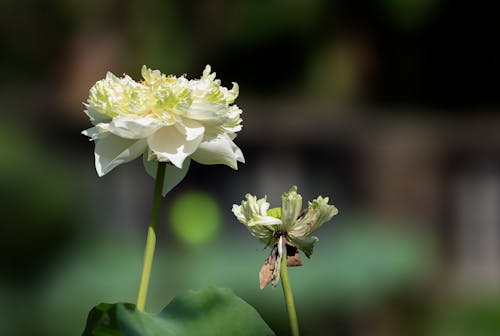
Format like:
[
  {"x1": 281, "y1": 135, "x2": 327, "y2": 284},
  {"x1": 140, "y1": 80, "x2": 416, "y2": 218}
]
[{"x1": 1, "y1": 1, "x2": 499, "y2": 335}]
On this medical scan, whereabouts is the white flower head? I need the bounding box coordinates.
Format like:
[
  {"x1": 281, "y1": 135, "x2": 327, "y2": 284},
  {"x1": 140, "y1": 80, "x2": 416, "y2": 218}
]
[
  {"x1": 82, "y1": 65, "x2": 244, "y2": 181},
  {"x1": 232, "y1": 186, "x2": 338, "y2": 288}
]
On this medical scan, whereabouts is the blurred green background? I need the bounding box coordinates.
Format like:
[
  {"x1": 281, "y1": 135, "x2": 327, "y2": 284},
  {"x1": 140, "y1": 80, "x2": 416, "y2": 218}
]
[{"x1": 1, "y1": 1, "x2": 500, "y2": 335}]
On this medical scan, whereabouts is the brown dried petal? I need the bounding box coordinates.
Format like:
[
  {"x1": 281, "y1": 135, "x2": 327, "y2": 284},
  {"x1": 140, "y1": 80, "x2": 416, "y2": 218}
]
[
  {"x1": 259, "y1": 236, "x2": 302, "y2": 289},
  {"x1": 284, "y1": 238, "x2": 303, "y2": 267},
  {"x1": 287, "y1": 251, "x2": 303, "y2": 266},
  {"x1": 259, "y1": 259, "x2": 274, "y2": 289},
  {"x1": 259, "y1": 244, "x2": 278, "y2": 289}
]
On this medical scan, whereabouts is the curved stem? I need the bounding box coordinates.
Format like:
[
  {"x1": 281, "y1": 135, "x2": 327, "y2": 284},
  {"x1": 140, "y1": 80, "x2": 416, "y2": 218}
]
[
  {"x1": 136, "y1": 162, "x2": 166, "y2": 312},
  {"x1": 280, "y1": 246, "x2": 300, "y2": 336}
]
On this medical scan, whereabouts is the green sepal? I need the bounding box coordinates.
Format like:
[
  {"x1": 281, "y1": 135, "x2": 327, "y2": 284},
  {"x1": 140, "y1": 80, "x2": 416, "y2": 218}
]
[{"x1": 266, "y1": 207, "x2": 282, "y2": 219}]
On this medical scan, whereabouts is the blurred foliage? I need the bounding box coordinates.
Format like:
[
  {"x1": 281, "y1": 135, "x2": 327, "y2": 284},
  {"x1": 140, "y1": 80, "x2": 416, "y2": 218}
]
[
  {"x1": 169, "y1": 190, "x2": 221, "y2": 246},
  {"x1": 0, "y1": 0, "x2": 499, "y2": 335},
  {"x1": 0, "y1": 120, "x2": 81, "y2": 282},
  {"x1": 226, "y1": 0, "x2": 324, "y2": 44},
  {"x1": 0, "y1": 214, "x2": 438, "y2": 335},
  {"x1": 379, "y1": 0, "x2": 439, "y2": 29},
  {"x1": 429, "y1": 296, "x2": 500, "y2": 336},
  {"x1": 1, "y1": 0, "x2": 497, "y2": 105}
]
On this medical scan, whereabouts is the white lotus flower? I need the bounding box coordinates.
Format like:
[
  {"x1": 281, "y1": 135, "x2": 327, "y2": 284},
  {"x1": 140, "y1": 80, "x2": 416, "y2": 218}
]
[
  {"x1": 82, "y1": 65, "x2": 244, "y2": 178},
  {"x1": 232, "y1": 186, "x2": 338, "y2": 288}
]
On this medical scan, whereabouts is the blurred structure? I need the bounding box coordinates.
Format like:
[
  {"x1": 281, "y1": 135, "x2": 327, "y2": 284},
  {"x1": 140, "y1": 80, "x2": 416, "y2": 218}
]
[
  {"x1": 1, "y1": 0, "x2": 499, "y2": 335},
  {"x1": 455, "y1": 160, "x2": 500, "y2": 292}
]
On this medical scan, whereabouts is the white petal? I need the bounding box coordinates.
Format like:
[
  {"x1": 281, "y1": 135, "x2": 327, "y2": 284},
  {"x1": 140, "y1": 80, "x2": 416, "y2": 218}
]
[
  {"x1": 232, "y1": 204, "x2": 275, "y2": 241},
  {"x1": 281, "y1": 186, "x2": 302, "y2": 230},
  {"x1": 233, "y1": 195, "x2": 276, "y2": 225},
  {"x1": 191, "y1": 133, "x2": 244, "y2": 169},
  {"x1": 147, "y1": 125, "x2": 203, "y2": 168},
  {"x1": 249, "y1": 215, "x2": 282, "y2": 227},
  {"x1": 202, "y1": 64, "x2": 212, "y2": 78},
  {"x1": 232, "y1": 194, "x2": 281, "y2": 242},
  {"x1": 182, "y1": 101, "x2": 226, "y2": 122},
  {"x1": 225, "y1": 82, "x2": 239, "y2": 104},
  {"x1": 232, "y1": 204, "x2": 247, "y2": 224},
  {"x1": 175, "y1": 119, "x2": 205, "y2": 141},
  {"x1": 107, "y1": 116, "x2": 162, "y2": 139},
  {"x1": 272, "y1": 236, "x2": 285, "y2": 287},
  {"x1": 82, "y1": 126, "x2": 102, "y2": 140},
  {"x1": 82, "y1": 123, "x2": 110, "y2": 140},
  {"x1": 232, "y1": 139, "x2": 245, "y2": 163},
  {"x1": 84, "y1": 105, "x2": 111, "y2": 124},
  {"x1": 94, "y1": 134, "x2": 147, "y2": 176},
  {"x1": 291, "y1": 196, "x2": 338, "y2": 237}
]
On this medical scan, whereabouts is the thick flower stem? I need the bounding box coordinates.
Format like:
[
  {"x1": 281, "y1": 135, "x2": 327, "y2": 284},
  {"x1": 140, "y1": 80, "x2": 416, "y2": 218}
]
[
  {"x1": 280, "y1": 251, "x2": 300, "y2": 336},
  {"x1": 136, "y1": 162, "x2": 166, "y2": 312}
]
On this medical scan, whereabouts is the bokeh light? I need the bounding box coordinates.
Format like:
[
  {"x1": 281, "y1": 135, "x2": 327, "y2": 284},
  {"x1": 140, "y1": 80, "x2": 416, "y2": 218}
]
[{"x1": 168, "y1": 190, "x2": 221, "y2": 246}]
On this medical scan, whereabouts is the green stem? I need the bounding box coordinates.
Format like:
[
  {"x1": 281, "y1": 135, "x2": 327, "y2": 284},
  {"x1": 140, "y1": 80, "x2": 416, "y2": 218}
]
[
  {"x1": 136, "y1": 162, "x2": 166, "y2": 312},
  {"x1": 280, "y1": 246, "x2": 300, "y2": 336}
]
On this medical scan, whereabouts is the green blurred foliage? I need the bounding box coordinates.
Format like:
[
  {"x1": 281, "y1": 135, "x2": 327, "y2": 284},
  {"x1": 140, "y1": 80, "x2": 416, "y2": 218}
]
[
  {"x1": 0, "y1": 0, "x2": 498, "y2": 335},
  {"x1": 169, "y1": 190, "x2": 221, "y2": 246},
  {"x1": 226, "y1": 0, "x2": 324, "y2": 44},
  {"x1": 0, "y1": 121, "x2": 81, "y2": 281},
  {"x1": 429, "y1": 296, "x2": 500, "y2": 336},
  {"x1": 1, "y1": 214, "x2": 437, "y2": 335},
  {"x1": 379, "y1": 0, "x2": 439, "y2": 29}
]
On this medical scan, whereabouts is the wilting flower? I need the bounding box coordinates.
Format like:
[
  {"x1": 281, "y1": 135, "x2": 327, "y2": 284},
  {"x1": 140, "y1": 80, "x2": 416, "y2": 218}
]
[
  {"x1": 82, "y1": 65, "x2": 244, "y2": 177},
  {"x1": 232, "y1": 186, "x2": 338, "y2": 289}
]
